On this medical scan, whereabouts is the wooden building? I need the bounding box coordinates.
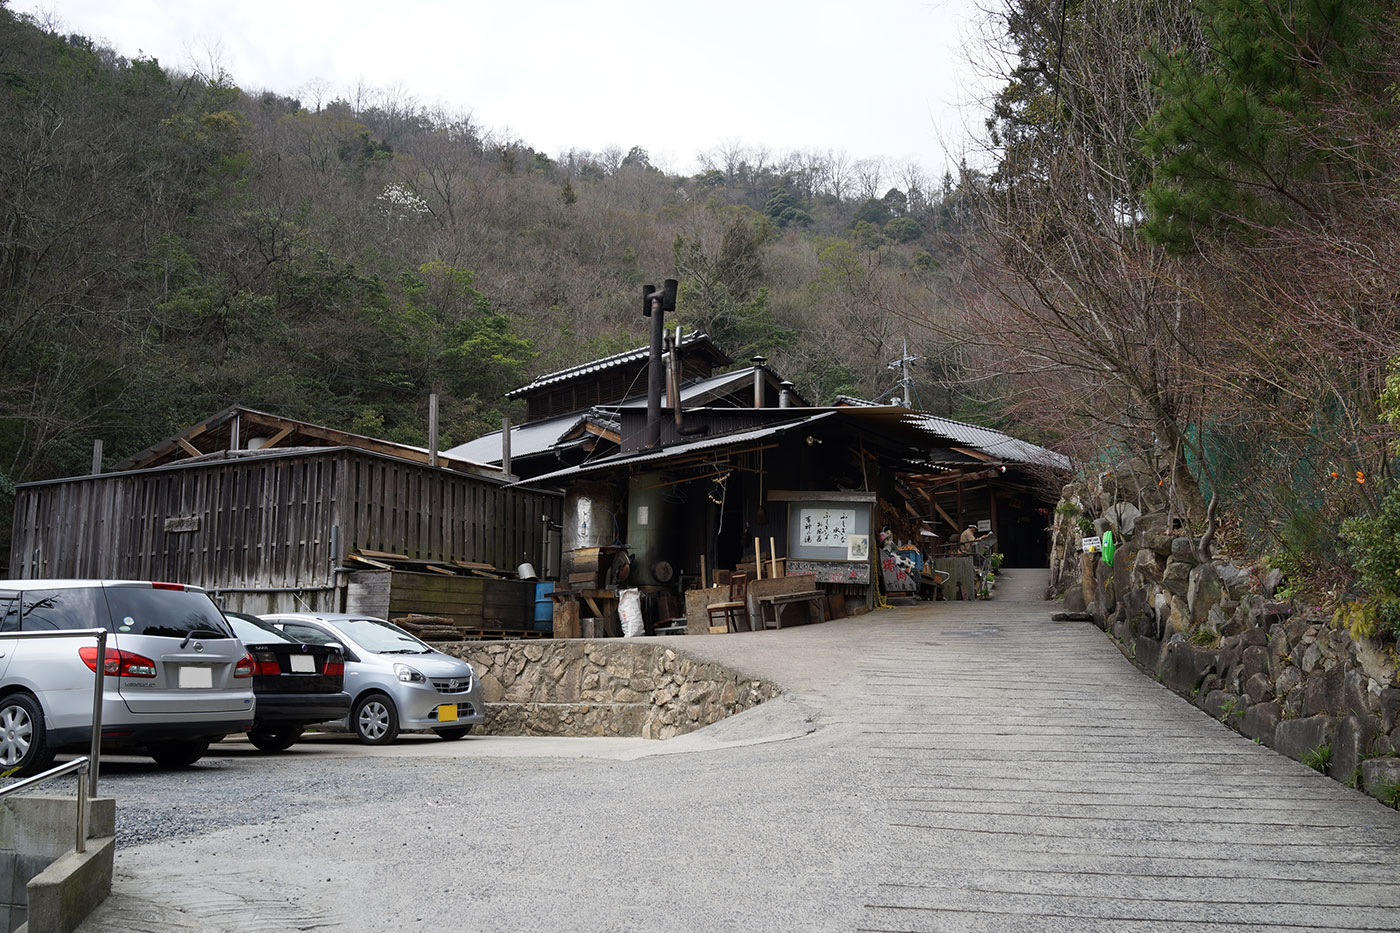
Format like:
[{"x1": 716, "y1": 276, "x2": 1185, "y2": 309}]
[{"x1": 8, "y1": 407, "x2": 561, "y2": 617}]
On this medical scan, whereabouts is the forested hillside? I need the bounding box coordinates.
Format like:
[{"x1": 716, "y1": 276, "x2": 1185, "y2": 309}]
[
  {"x1": 5, "y1": 0, "x2": 1400, "y2": 614},
  {"x1": 0, "y1": 3, "x2": 982, "y2": 501},
  {"x1": 961, "y1": 0, "x2": 1400, "y2": 617}
]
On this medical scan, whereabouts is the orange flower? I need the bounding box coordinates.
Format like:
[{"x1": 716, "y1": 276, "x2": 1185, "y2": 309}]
[
  {"x1": 1330, "y1": 471, "x2": 1339, "y2": 478},
  {"x1": 1357, "y1": 471, "x2": 1366, "y2": 484}
]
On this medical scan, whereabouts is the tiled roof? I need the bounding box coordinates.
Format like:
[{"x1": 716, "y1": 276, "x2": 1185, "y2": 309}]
[{"x1": 504, "y1": 331, "x2": 730, "y2": 399}]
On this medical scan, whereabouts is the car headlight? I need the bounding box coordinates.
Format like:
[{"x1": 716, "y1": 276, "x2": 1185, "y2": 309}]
[{"x1": 394, "y1": 663, "x2": 426, "y2": 683}]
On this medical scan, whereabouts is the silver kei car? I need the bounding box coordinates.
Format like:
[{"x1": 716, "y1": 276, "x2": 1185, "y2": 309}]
[
  {"x1": 0, "y1": 580, "x2": 256, "y2": 774},
  {"x1": 260, "y1": 613, "x2": 484, "y2": 745}
]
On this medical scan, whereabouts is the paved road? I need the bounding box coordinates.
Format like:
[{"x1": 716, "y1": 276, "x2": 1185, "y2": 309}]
[{"x1": 76, "y1": 570, "x2": 1400, "y2": 932}]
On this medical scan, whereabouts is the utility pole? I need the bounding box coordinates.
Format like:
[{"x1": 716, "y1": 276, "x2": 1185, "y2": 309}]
[{"x1": 887, "y1": 337, "x2": 921, "y2": 407}]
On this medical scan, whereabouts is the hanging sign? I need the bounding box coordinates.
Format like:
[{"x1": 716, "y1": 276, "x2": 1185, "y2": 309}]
[{"x1": 1081, "y1": 535, "x2": 1102, "y2": 553}]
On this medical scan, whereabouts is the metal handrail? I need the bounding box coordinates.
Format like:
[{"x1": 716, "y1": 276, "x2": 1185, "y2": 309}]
[
  {"x1": 0, "y1": 627, "x2": 105, "y2": 790},
  {"x1": 0, "y1": 756, "x2": 91, "y2": 853}
]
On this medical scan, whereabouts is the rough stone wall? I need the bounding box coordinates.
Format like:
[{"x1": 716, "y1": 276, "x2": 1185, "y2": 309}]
[
  {"x1": 1062, "y1": 517, "x2": 1400, "y2": 804},
  {"x1": 432, "y1": 640, "x2": 779, "y2": 740}
]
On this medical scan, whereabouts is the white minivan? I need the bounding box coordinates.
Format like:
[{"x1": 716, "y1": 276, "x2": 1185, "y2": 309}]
[{"x1": 0, "y1": 580, "x2": 256, "y2": 774}]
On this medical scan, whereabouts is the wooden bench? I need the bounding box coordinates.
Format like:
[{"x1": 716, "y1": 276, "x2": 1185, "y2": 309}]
[{"x1": 756, "y1": 590, "x2": 826, "y2": 630}]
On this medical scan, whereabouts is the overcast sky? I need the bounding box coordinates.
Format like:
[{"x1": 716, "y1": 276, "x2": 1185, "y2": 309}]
[{"x1": 11, "y1": 0, "x2": 995, "y2": 176}]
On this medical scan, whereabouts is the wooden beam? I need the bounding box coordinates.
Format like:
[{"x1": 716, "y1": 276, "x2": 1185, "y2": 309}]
[
  {"x1": 769, "y1": 490, "x2": 878, "y2": 503},
  {"x1": 176, "y1": 437, "x2": 202, "y2": 458},
  {"x1": 259, "y1": 424, "x2": 296, "y2": 450},
  {"x1": 934, "y1": 502, "x2": 958, "y2": 528}
]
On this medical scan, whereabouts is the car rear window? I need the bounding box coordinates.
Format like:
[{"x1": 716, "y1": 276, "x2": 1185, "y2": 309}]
[
  {"x1": 102, "y1": 586, "x2": 233, "y2": 639},
  {"x1": 225, "y1": 613, "x2": 296, "y2": 644},
  {"x1": 20, "y1": 587, "x2": 110, "y2": 631}
]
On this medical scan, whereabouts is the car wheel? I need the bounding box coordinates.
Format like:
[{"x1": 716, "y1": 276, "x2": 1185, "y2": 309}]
[
  {"x1": 435, "y1": 726, "x2": 472, "y2": 740},
  {"x1": 247, "y1": 725, "x2": 305, "y2": 753},
  {"x1": 352, "y1": 694, "x2": 399, "y2": 745},
  {"x1": 0, "y1": 693, "x2": 54, "y2": 777},
  {"x1": 146, "y1": 738, "x2": 211, "y2": 768}
]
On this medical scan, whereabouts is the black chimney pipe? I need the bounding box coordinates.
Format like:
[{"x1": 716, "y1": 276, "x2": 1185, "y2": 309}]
[{"x1": 642, "y1": 279, "x2": 677, "y2": 449}]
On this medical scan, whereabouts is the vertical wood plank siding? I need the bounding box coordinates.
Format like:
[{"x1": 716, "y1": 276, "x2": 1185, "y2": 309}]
[{"x1": 8, "y1": 450, "x2": 561, "y2": 588}]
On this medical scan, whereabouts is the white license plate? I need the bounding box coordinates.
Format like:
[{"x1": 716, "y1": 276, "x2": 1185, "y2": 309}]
[
  {"x1": 289, "y1": 655, "x2": 316, "y2": 673},
  {"x1": 178, "y1": 666, "x2": 213, "y2": 688}
]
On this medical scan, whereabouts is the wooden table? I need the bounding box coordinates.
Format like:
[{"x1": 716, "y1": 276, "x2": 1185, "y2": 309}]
[{"x1": 756, "y1": 590, "x2": 826, "y2": 629}]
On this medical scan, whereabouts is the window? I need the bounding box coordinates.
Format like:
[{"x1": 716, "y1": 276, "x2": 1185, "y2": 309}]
[
  {"x1": 279, "y1": 623, "x2": 336, "y2": 646},
  {"x1": 102, "y1": 587, "x2": 232, "y2": 639},
  {"x1": 0, "y1": 593, "x2": 18, "y2": 633},
  {"x1": 20, "y1": 587, "x2": 109, "y2": 631}
]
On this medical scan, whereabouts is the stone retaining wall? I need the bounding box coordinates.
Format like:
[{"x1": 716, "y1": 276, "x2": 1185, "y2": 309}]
[
  {"x1": 1056, "y1": 511, "x2": 1400, "y2": 804},
  {"x1": 432, "y1": 640, "x2": 778, "y2": 740}
]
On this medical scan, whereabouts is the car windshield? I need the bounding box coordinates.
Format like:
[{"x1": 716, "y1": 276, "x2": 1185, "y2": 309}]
[
  {"x1": 332, "y1": 618, "x2": 430, "y2": 654},
  {"x1": 225, "y1": 613, "x2": 297, "y2": 645}
]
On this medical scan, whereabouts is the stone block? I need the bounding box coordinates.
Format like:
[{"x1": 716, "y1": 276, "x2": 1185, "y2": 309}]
[
  {"x1": 1216, "y1": 636, "x2": 1244, "y2": 681},
  {"x1": 1241, "y1": 646, "x2": 1270, "y2": 681},
  {"x1": 1274, "y1": 715, "x2": 1338, "y2": 769},
  {"x1": 1332, "y1": 715, "x2": 1380, "y2": 786},
  {"x1": 1262, "y1": 567, "x2": 1284, "y2": 598},
  {"x1": 1162, "y1": 560, "x2": 1192, "y2": 598},
  {"x1": 1275, "y1": 667, "x2": 1303, "y2": 699},
  {"x1": 1283, "y1": 618, "x2": 1310, "y2": 646},
  {"x1": 1158, "y1": 641, "x2": 1218, "y2": 695},
  {"x1": 1187, "y1": 562, "x2": 1223, "y2": 625},
  {"x1": 1164, "y1": 596, "x2": 1191, "y2": 637},
  {"x1": 1361, "y1": 757, "x2": 1400, "y2": 803},
  {"x1": 1343, "y1": 670, "x2": 1378, "y2": 721},
  {"x1": 1170, "y1": 537, "x2": 1198, "y2": 562},
  {"x1": 1217, "y1": 563, "x2": 1252, "y2": 601},
  {"x1": 1062, "y1": 583, "x2": 1087, "y2": 614},
  {"x1": 1146, "y1": 531, "x2": 1175, "y2": 556},
  {"x1": 1135, "y1": 636, "x2": 1161, "y2": 671},
  {"x1": 1203, "y1": 690, "x2": 1243, "y2": 724},
  {"x1": 1304, "y1": 664, "x2": 1346, "y2": 718},
  {"x1": 1206, "y1": 604, "x2": 1227, "y2": 634},
  {"x1": 1132, "y1": 548, "x2": 1165, "y2": 588},
  {"x1": 1243, "y1": 672, "x2": 1275, "y2": 705},
  {"x1": 1380, "y1": 688, "x2": 1400, "y2": 731},
  {"x1": 1240, "y1": 702, "x2": 1281, "y2": 746}
]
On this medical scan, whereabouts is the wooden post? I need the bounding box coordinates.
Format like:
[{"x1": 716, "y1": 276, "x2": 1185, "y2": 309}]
[
  {"x1": 90, "y1": 440, "x2": 103, "y2": 475},
  {"x1": 428, "y1": 393, "x2": 440, "y2": 468},
  {"x1": 754, "y1": 537, "x2": 763, "y2": 580},
  {"x1": 769, "y1": 536, "x2": 778, "y2": 578},
  {"x1": 501, "y1": 416, "x2": 512, "y2": 478},
  {"x1": 700, "y1": 554, "x2": 708, "y2": 589}
]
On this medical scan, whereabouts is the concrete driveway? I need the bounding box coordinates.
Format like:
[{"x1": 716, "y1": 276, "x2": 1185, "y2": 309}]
[{"x1": 77, "y1": 569, "x2": 1400, "y2": 931}]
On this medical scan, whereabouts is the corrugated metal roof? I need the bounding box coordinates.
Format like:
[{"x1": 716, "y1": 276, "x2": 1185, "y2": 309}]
[
  {"x1": 444, "y1": 411, "x2": 582, "y2": 464},
  {"x1": 504, "y1": 331, "x2": 730, "y2": 399},
  {"x1": 833, "y1": 398, "x2": 1070, "y2": 470},
  {"x1": 452, "y1": 366, "x2": 784, "y2": 465},
  {"x1": 513, "y1": 412, "x2": 839, "y2": 487}
]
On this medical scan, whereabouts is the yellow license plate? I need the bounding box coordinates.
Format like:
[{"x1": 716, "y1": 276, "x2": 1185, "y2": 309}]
[{"x1": 437, "y1": 704, "x2": 458, "y2": 722}]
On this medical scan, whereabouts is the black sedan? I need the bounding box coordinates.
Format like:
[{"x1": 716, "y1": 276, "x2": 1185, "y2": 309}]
[{"x1": 224, "y1": 611, "x2": 352, "y2": 751}]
